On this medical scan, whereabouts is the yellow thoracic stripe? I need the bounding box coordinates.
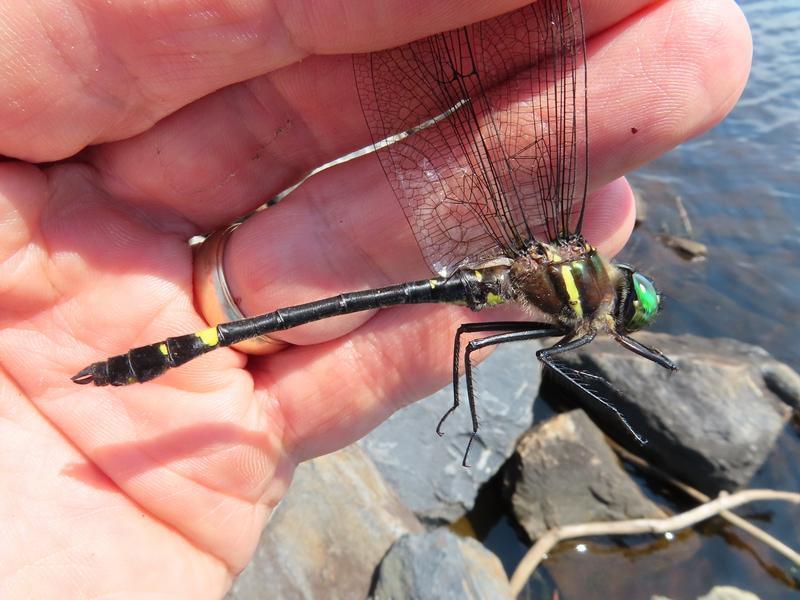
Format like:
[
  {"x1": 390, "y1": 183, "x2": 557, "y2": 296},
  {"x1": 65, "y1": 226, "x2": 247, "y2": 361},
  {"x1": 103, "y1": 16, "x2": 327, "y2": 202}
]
[
  {"x1": 197, "y1": 327, "x2": 220, "y2": 347},
  {"x1": 560, "y1": 264, "x2": 583, "y2": 318}
]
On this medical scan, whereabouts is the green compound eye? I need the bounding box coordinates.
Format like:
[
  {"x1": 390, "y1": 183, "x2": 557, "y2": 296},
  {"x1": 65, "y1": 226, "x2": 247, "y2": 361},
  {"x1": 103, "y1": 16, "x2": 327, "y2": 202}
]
[{"x1": 626, "y1": 272, "x2": 660, "y2": 331}]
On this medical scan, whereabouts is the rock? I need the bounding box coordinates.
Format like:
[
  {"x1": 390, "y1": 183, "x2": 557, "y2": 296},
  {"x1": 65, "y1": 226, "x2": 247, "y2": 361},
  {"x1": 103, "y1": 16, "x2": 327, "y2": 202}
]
[
  {"x1": 697, "y1": 585, "x2": 761, "y2": 600},
  {"x1": 659, "y1": 234, "x2": 708, "y2": 261},
  {"x1": 360, "y1": 340, "x2": 542, "y2": 523},
  {"x1": 227, "y1": 445, "x2": 422, "y2": 600},
  {"x1": 506, "y1": 409, "x2": 665, "y2": 540},
  {"x1": 551, "y1": 333, "x2": 792, "y2": 495},
  {"x1": 761, "y1": 361, "x2": 800, "y2": 411},
  {"x1": 371, "y1": 529, "x2": 511, "y2": 600}
]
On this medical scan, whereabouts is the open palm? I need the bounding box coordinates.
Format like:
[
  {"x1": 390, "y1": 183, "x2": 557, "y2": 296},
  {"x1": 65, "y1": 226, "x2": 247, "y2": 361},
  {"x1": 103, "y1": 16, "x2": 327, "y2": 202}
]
[{"x1": 0, "y1": 0, "x2": 750, "y2": 596}]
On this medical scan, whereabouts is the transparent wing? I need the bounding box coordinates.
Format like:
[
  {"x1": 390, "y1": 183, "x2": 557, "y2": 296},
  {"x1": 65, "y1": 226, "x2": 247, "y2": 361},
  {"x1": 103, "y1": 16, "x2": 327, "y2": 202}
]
[{"x1": 354, "y1": 0, "x2": 588, "y2": 275}]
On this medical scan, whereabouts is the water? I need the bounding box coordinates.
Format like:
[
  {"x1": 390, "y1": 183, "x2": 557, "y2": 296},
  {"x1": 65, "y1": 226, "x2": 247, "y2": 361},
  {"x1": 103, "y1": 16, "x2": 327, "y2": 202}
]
[
  {"x1": 481, "y1": 1, "x2": 800, "y2": 597},
  {"x1": 622, "y1": 0, "x2": 800, "y2": 371}
]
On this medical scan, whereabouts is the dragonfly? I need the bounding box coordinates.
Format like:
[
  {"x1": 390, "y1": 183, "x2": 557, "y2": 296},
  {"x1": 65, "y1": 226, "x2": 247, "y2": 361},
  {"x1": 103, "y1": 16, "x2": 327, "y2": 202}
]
[{"x1": 72, "y1": 0, "x2": 678, "y2": 464}]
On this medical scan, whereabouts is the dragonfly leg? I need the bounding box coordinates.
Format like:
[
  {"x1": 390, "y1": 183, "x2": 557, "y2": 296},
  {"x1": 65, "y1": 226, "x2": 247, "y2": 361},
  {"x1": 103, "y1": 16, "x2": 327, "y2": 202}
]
[
  {"x1": 613, "y1": 333, "x2": 678, "y2": 371},
  {"x1": 537, "y1": 331, "x2": 648, "y2": 445},
  {"x1": 437, "y1": 322, "x2": 552, "y2": 436},
  {"x1": 457, "y1": 324, "x2": 562, "y2": 467}
]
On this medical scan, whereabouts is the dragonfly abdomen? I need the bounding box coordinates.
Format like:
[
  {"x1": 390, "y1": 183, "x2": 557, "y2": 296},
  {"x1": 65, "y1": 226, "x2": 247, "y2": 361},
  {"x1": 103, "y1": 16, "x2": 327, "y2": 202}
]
[{"x1": 71, "y1": 270, "x2": 506, "y2": 386}]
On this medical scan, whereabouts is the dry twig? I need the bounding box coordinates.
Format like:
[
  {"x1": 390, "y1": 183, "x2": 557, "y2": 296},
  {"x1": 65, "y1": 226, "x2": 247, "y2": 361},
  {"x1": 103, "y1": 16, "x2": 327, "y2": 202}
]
[
  {"x1": 610, "y1": 441, "x2": 800, "y2": 569},
  {"x1": 510, "y1": 489, "x2": 800, "y2": 596}
]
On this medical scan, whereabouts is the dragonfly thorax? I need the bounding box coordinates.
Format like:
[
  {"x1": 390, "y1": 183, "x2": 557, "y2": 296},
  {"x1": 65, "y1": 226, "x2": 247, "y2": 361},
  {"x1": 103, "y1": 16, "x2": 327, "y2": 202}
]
[{"x1": 508, "y1": 237, "x2": 620, "y2": 331}]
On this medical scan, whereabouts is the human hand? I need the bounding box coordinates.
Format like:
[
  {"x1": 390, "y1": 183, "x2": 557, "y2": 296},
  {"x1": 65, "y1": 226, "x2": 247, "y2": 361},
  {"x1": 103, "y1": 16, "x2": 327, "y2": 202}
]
[{"x1": 0, "y1": 0, "x2": 750, "y2": 596}]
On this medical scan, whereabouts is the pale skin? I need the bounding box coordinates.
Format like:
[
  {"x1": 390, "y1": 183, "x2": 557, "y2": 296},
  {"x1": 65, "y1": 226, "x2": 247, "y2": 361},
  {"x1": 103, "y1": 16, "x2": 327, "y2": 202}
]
[{"x1": 0, "y1": 0, "x2": 751, "y2": 596}]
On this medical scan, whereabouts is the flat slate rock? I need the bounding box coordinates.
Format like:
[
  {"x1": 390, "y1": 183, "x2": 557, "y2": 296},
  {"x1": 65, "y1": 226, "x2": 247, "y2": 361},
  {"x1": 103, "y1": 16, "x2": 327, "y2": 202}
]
[
  {"x1": 227, "y1": 445, "x2": 422, "y2": 600},
  {"x1": 371, "y1": 529, "x2": 511, "y2": 600},
  {"x1": 506, "y1": 409, "x2": 665, "y2": 540},
  {"x1": 552, "y1": 333, "x2": 793, "y2": 494},
  {"x1": 360, "y1": 340, "x2": 543, "y2": 523}
]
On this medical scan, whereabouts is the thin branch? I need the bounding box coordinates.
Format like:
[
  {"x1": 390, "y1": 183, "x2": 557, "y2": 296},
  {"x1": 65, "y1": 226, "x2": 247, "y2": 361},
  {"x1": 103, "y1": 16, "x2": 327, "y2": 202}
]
[
  {"x1": 609, "y1": 441, "x2": 800, "y2": 569},
  {"x1": 674, "y1": 195, "x2": 694, "y2": 237},
  {"x1": 510, "y1": 489, "x2": 800, "y2": 596}
]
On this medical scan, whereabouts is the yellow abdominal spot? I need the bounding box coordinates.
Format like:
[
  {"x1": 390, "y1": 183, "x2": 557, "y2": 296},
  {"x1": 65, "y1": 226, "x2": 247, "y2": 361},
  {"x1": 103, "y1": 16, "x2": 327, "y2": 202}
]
[
  {"x1": 197, "y1": 327, "x2": 220, "y2": 347},
  {"x1": 158, "y1": 343, "x2": 169, "y2": 356},
  {"x1": 561, "y1": 264, "x2": 583, "y2": 318}
]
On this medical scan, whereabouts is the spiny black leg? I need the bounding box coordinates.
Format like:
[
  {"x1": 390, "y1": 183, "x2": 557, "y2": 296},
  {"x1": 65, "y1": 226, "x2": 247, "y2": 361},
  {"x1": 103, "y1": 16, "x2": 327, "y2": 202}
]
[
  {"x1": 437, "y1": 322, "x2": 555, "y2": 436},
  {"x1": 459, "y1": 326, "x2": 562, "y2": 467},
  {"x1": 613, "y1": 334, "x2": 678, "y2": 371},
  {"x1": 535, "y1": 331, "x2": 591, "y2": 361},
  {"x1": 462, "y1": 342, "x2": 480, "y2": 467},
  {"x1": 436, "y1": 324, "x2": 470, "y2": 437},
  {"x1": 537, "y1": 332, "x2": 647, "y2": 445}
]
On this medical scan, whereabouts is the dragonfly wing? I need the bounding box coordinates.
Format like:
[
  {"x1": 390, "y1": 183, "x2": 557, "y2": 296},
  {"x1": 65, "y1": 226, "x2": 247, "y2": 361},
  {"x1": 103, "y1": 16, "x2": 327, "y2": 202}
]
[{"x1": 353, "y1": 0, "x2": 588, "y2": 276}]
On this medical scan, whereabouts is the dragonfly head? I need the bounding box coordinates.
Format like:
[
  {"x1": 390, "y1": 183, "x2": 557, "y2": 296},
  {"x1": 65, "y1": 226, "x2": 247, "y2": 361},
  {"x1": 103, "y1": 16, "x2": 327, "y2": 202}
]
[{"x1": 614, "y1": 265, "x2": 662, "y2": 333}]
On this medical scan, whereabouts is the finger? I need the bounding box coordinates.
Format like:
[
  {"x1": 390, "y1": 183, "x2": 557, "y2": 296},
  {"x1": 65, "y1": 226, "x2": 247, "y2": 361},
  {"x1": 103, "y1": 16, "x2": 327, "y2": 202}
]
[
  {"x1": 220, "y1": 0, "x2": 749, "y2": 336},
  {"x1": 87, "y1": 0, "x2": 659, "y2": 229},
  {"x1": 2, "y1": 0, "x2": 540, "y2": 161},
  {"x1": 587, "y1": 0, "x2": 752, "y2": 183}
]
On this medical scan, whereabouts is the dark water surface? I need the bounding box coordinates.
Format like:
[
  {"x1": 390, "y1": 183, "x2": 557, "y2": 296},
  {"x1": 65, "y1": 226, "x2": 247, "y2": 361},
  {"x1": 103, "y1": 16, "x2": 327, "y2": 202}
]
[
  {"x1": 482, "y1": 1, "x2": 800, "y2": 597},
  {"x1": 622, "y1": 0, "x2": 800, "y2": 371}
]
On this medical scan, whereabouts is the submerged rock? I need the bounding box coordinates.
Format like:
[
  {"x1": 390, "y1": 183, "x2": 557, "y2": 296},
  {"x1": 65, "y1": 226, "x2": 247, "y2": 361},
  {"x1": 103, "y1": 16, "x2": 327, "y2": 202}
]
[
  {"x1": 506, "y1": 409, "x2": 665, "y2": 540},
  {"x1": 371, "y1": 529, "x2": 511, "y2": 600},
  {"x1": 551, "y1": 333, "x2": 792, "y2": 494}
]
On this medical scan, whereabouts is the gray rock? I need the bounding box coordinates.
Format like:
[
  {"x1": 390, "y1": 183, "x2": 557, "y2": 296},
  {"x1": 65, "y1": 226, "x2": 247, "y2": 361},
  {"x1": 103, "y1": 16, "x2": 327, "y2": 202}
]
[
  {"x1": 507, "y1": 409, "x2": 665, "y2": 540},
  {"x1": 553, "y1": 333, "x2": 792, "y2": 494},
  {"x1": 227, "y1": 444, "x2": 422, "y2": 600},
  {"x1": 371, "y1": 529, "x2": 511, "y2": 600},
  {"x1": 761, "y1": 361, "x2": 800, "y2": 411},
  {"x1": 360, "y1": 340, "x2": 542, "y2": 522},
  {"x1": 697, "y1": 585, "x2": 761, "y2": 600}
]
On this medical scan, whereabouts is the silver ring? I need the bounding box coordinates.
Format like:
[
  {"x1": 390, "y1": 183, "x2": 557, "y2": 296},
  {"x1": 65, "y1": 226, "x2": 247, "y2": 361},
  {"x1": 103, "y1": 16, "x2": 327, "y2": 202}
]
[{"x1": 193, "y1": 222, "x2": 288, "y2": 355}]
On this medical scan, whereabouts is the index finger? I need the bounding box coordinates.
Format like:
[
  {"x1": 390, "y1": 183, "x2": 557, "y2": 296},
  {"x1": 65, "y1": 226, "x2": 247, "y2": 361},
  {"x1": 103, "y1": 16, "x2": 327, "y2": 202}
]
[
  {"x1": 87, "y1": 0, "x2": 660, "y2": 230},
  {"x1": 1, "y1": 0, "x2": 541, "y2": 161}
]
